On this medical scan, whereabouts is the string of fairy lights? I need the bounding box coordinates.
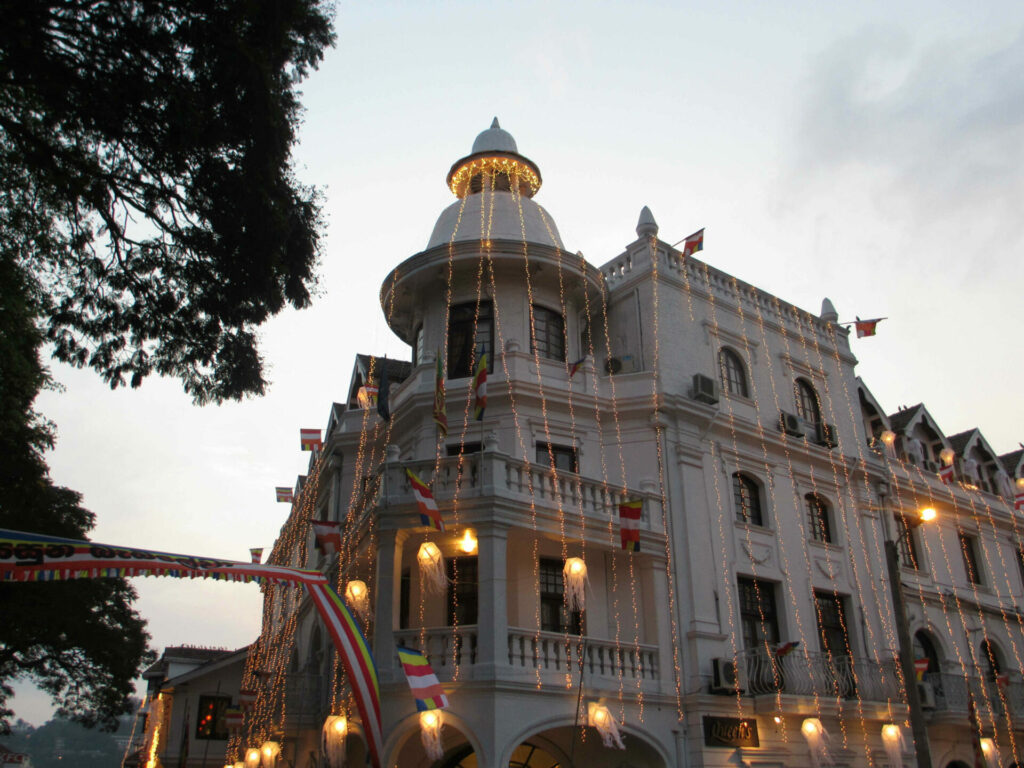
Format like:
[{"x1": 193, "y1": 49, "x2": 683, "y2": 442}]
[{"x1": 203, "y1": 145, "x2": 1024, "y2": 768}]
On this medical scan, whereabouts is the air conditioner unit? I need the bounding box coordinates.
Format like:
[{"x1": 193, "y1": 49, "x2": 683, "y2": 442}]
[
  {"x1": 604, "y1": 356, "x2": 623, "y2": 374},
  {"x1": 778, "y1": 411, "x2": 804, "y2": 438},
  {"x1": 710, "y1": 657, "x2": 745, "y2": 694},
  {"x1": 692, "y1": 373, "x2": 719, "y2": 405},
  {"x1": 918, "y1": 681, "x2": 936, "y2": 709},
  {"x1": 819, "y1": 423, "x2": 839, "y2": 449}
]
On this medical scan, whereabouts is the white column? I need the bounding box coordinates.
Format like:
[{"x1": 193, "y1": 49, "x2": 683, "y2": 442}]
[
  {"x1": 372, "y1": 527, "x2": 406, "y2": 681},
  {"x1": 475, "y1": 522, "x2": 509, "y2": 675}
]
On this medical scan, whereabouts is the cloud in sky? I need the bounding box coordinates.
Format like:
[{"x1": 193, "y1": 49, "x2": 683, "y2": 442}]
[{"x1": 794, "y1": 26, "x2": 1024, "y2": 253}]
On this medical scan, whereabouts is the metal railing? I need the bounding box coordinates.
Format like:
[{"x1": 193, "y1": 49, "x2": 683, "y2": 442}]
[{"x1": 734, "y1": 647, "x2": 902, "y2": 702}]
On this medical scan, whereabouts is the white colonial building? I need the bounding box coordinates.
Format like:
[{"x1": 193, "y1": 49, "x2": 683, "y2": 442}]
[{"x1": 148, "y1": 121, "x2": 1024, "y2": 768}]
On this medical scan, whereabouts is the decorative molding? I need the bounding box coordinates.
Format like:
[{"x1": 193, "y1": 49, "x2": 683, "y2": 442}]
[
  {"x1": 779, "y1": 352, "x2": 829, "y2": 383},
  {"x1": 742, "y1": 542, "x2": 772, "y2": 566},
  {"x1": 702, "y1": 320, "x2": 760, "y2": 364}
]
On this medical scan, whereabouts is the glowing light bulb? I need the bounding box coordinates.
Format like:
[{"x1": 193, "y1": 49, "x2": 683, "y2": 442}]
[
  {"x1": 980, "y1": 738, "x2": 994, "y2": 754},
  {"x1": 939, "y1": 448, "x2": 955, "y2": 466},
  {"x1": 332, "y1": 715, "x2": 347, "y2": 734},
  {"x1": 346, "y1": 580, "x2": 365, "y2": 599},
  {"x1": 459, "y1": 529, "x2": 478, "y2": 554},
  {"x1": 773, "y1": 715, "x2": 783, "y2": 724},
  {"x1": 881, "y1": 723, "x2": 901, "y2": 742},
  {"x1": 801, "y1": 718, "x2": 821, "y2": 737},
  {"x1": 421, "y1": 710, "x2": 439, "y2": 728},
  {"x1": 919, "y1": 507, "x2": 937, "y2": 523},
  {"x1": 880, "y1": 430, "x2": 896, "y2": 446},
  {"x1": 566, "y1": 557, "x2": 586, "y2": 576}
]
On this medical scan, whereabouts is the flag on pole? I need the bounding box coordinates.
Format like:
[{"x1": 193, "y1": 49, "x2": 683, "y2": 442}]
[
  {"x1": 238, "y1": 689, "x2": 257, "y2": 710},
  {"x1": 854, "y1": 317, "x2": 884, "y2": 338},
  {"x1": 619, "y1": 499, "x2": 642, "y2": 552},
  {"x1": 569, "y1": 356, "x2": 586, "y2": 379},
  {"x1": 396, "y1": 646, "x2": 449, "y2": 710},
  {"x1": 681, "y1": 228, "x2": 704, "y2": 258},
  {"x1": 433, "y1": 353, "x2": 448, "y2": 437},
  {"x1": 249, "y1": 548, "x2": 263, "y2": 564},
  {"x1": 472, "y1": 354, "x2": 487, "y2": 421},
  {"x1": 776, "y1": 641, "x2": 801, "y2": 658},
  {"x1": 224, "y1": 707, "x2": 243, "y2": 731},
  {"x1": 914, "y1": 657, "x2": 930, "y2": 682},
  {"x1": 376, "y1": 357, "x2": 391, "y2": 422},
  {"x1": 407, "y1": 469, "x2": 445, "y2": 532},
  {"x1": 939, "y1": 464, "x2": 955, "y2": 484},
  {"x1": 300, "y1": 429, "x2": 323, "y2": 452},
  {"x1": 312, "y1": 520, "x2": 342, "y2": 555},
  {"x1": 275, "y1": 487, "x2": 294, "y2": 503}
]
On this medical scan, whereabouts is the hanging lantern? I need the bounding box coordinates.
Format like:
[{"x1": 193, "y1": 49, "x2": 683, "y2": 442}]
[
  {"x1": 234, "y1": 763, "x2": 244, "y2": 768},
  {"x1": 417, "y1": 542, "x2": 447, "y2": 596},
  {"x1": 881, "y1": 723, "x2": 905, "y2": 768},
  {"x1": 587, "y1": 702, "x2": 625, "y2": 749},
  {"x1": 357, "y1": 383, "x2": 378, "y2": 410},
  {"x1": 939, "y1": 447, "x2": 955, "y2": 466},
  {"x1": 880, "y1": 430, "x2": 896, "y2": 453},
  {"x1": 260, "y1": 741, "x2": 280, "y2": 768},
  {"x1": 980, "y1": 738, "x2": 999, "y2": 768},
  {"x1": 563, "y1": 557, "x2": 587, "y2": 612},
  {"x1": 801, "y1": 718, "x2": 832, "y2": 768},
  {"x1": 419, "y1": 709, "x2": 445, "y2": 761},
  {"x1": 244, "y1": 749, "x2": 261, "y2": 768},
  {"x1": 322, "y1": 715, "x2": 347, "y2": 768},
  {"x1": 345, "y1": 580, "x2": 370, "y2": 621}
]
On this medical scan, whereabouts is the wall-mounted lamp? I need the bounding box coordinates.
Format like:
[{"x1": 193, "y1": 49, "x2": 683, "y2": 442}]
[{"x1": 458, "y1": 529, "x2": 478, "y2": 555}]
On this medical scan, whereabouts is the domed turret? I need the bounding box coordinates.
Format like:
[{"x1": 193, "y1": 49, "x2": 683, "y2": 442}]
[{"x1": 472, "y1": 117, "x2": 518, "y2": 154}]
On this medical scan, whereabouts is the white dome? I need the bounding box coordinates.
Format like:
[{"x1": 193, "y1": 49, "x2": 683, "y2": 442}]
[
  {"x1": 471, "y1": 117, "x2": 518, "y2": 154},
  {"x1": 427, "y1": 192, "x2": 564, "y2": 250}
]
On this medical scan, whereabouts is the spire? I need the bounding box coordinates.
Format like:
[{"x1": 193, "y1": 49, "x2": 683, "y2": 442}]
[
  {"x1": 636, "y1": 206, "x2": 659, "y2": 238},
  {"x1": 820, "y1": 297, "x2": 838, "y2": 322}
]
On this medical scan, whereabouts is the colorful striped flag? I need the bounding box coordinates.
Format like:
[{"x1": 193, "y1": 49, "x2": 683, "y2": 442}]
[
  {"x1": 397, "y1": 646, "x2": 449, "y2": 710},
  {"x1": 1015, "y1": 489, "x2": 1024, "y2": 511},
  {"x1": 854, "y1": 317, "x2": 883, "y2": 338},
  {"x1": 914, "y1": 657, "x2": 930, "y2": 682},
  {"x1": 224, "y1": 707, "x2": 243, "y2": 731},
  {"x1": 939, "y1": 464, "x2": 955, "y2": 484},
  {"x1": 619, "y1": 499, "x2": 642, "y2": 552},
  {"x1": 776, "y1": 640, "x2": 800, "y2": 657},
  {"x1": 472, "y1": 354, "x2": 487, "y2": 421},
  {"x1": 300, "y1": 428, "x2": 322, "y2": 452},
  {"x1": 433, "y1": 354, "x2": 448, "y2": 437},
  {"x1": 275, "y1": 487, "x2": 293, "y2": 503},
  {"x1": 238, "y1": 689, "x2": 257, "y2": 710},
  {"x1": 249, "y1": 548, "x2": 263, "y2": 564},
  {"x1": 407, "y1": 469, "x2": 445, "y2": 532},
  {"x1": 569, "y1": 356, "x2": 586, "y2": 379},
  {"x1": 312, "y1": 520, "x2": 342, "y2": 555},
  {"x1": 681, "y1": 227, "x2": 704, "y2": 258}
]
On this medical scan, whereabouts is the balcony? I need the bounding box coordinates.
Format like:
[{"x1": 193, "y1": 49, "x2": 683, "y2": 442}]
[{"x1": 731, "y1": 647, "x2": 902, "y2": 702}]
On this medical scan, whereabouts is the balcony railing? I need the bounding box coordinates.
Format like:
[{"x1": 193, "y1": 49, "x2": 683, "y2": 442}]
[
  {"x1": 927, "y1": 671, "x2": 1024, "y2": 720},
  {"x1": 733, "y1": 647, "x2": 902, "y2": 702},
  {"x1": 507, "y1": 629, "x2": 658, "y2": 681},
  {"x1": 393, "y1": 626, "x2": 478, "y2": 670}
]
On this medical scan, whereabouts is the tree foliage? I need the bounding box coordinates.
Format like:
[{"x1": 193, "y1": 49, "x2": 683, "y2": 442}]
[{"x1": 1, "y1": 0, "x2": 334, "y2": 403}]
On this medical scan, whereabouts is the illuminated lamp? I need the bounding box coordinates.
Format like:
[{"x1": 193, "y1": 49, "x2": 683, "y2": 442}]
[
  {"x1": 588, "y1": 702, "x2": 625, "y2": 749},
  {"x1": 563, "y1": 557, "x2": 587, "y2": 612},
  {"x1": 881, "y1": 723, "x2": 904, "y2": 768},
  {"x1": 880, "y1": 430, "x2": 896, "y2": 447},
  {"x1": 1017, "y1": 477, "x2": 1024, "y2": 489},
  {"x1": 939, "y1": 447, "x2": 955, "y2": 466},
  {"x1": 234, "y1": 763, "x2": 244, "y2": 768},
  {"x1": 458, "y1": 529, "x2": 478, "y2": 555},
  {"x1": 357, "y1": 383, "x2": 378, "y2": 410},
  {"x1": 419, "y1": 709, "x2": 444, "y2": 760},
  {"x1": 259, "y1": 741, "x2": 280, "y2": 768},
  {"x1": 801, "y1": 718, "x2": 831, "y2": 768},
  {"x1": 244, "y1": 749, "x2": 261, "y2": 768},
  {"x1": 980, "y1": 738, "x2": 998, "y2": 767},
  {"x1": 345, "y1": 580, "x2": 370, "y2": 621},
  {"x1": 323, "y1": 715, "x2": 347, "y2": 768},
  {"x1": 918, "y1": 507, "x2": 937, "y2": 524},
  {"x1": 417, "y1": 542, "x2": 447, "y2": 596}
]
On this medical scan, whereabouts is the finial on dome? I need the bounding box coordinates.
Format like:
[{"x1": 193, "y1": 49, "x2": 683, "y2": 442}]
[
  {"x1": 491, "y1": 117, "x2": 500, "y2": 129},
  {"x1": 636, "y1": 206, "x2": 659, "y2": 238},
  {"x1": 820, "y1": 297, "x2": 839, "y2": 322}
]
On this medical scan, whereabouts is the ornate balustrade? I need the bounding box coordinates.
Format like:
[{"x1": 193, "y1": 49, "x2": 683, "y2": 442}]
[
  {"x1": 507, "y1": 628, "x2": 658, "y2": 682},
  {"x1": 734, "y1": 647, "x2": 902, "y2": 702}
]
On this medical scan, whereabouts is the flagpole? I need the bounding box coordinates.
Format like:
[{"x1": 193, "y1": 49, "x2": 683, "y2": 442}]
[{"x1": 569, "y1": 633, "x2": 587, "y2": 765}]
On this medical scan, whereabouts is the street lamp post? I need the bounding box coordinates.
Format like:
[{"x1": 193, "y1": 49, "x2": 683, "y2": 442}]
[{"x1": 879, "y1": 483, "x2": 935, "y2": 768}]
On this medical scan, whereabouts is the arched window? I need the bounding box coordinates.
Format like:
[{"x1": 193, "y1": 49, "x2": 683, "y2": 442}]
[
  {"x1": 913, "y1": 631, "x2": 940, "y2": 678},
  {"x1": 981, "y1": 640, "x2": 1003, "y2": 680},
  {"x1": 794, "y1": 378, "x2": 821, "y2": 427},
  {"x1": 732, "y1": 472, "x2": 764, "y2": 526},
  {"x1": 805, "y1": 493, "x2": 832, "y2": 543},
  {"x1": 719, "y1": 348, "x2": 749, "y2": 398}
]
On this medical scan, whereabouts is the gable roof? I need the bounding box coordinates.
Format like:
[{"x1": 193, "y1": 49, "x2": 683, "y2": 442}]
[
  {"x1": 887, "y1": 404, "x2": 923, "y2": 433},
  {"x1": 947, "y1": 430, "x2": 974, "y2": 455},
  {"x1": 1001, "y1": 450, "x2": 1024, "y2": 477}
]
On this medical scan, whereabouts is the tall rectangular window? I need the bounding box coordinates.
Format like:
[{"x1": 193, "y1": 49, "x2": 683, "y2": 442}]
[
  {"x1": 446, "y1": 557, "x2": 478, "y2": 626},
  {"x1": 195, "y1": 695, "x2": 231, "y2": 740},
  {"x1": 805, "y1": 494, "x2": 832, "y2": 543},
  {"x1": 448, "y1": 301, "x2": 493, "y2": 378},
  {"x1": 814, "y1": 592, "x2": 850, "y2": 656},
  {"x1": 539, "y1": 557, "x2": 582, "y2": 634},
  {"x1": 536, "y1": 443, "x2": 578, "y2": 473},
  {"x1": 895, "y1": 514, "x2": 920, "y2": 569},
  {"x1": 531, "y1": 305, "x2": 566, "y2": 361},
  {"x1": 737, "y1": 577, "x2": 779, "y2": 649},
  {"x1": 399, "y1": 567, "x2": 411, "y2": 630},
  {"x1": 960, "y1": 532, "x2": 983, "y2": 585}
]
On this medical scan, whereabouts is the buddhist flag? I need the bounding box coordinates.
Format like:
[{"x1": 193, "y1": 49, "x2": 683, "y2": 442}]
[
  {"x1": 854, "y1": 317, "x2": 883, "y2": 338},
  {"x1": 249, "y1": 548, "x2": 263, "y2": 564},
  {"x1": 681, "y1": 228, "x2": 704, "y2": 258},
  {"x1": 569, "y1": 356, "x2": 586, "y2": 379},
  {"x1": 407, "y1": 469, "x2": 445, "y2": 532},
  {"x1": 619, "y1": 499, "x2": 642, "y2": 552},
  {"x1": 275, "y1": 487, "x2": 294, "y2": 503},
  {"x1": 312, "y1": 520, "x2": 342, "y2": 555},
  {"x1": 238, "y1": 689, "x2": 257, "y2": 711},
  {"x1": 397, "y1": 646, "x2": 448, "y2": 711},
  {"x1": 776, "y1": 641, "x2": 800, "y2": 658},
  {"x1": 224, "y1": 707, "x2": 243, "y2": 731},
  {"x1": 914, "y1": 657, "x2": 930, "y2": 682},
  {"x1": 939, "y1": 464, "x2": 955, "y2": 484},
  {"x1": 377, "y1": 357, "x2": 391, "y2": 422},
  {"x1": 300, "y1": 428, "x2": 322, "y2": 452},
  {"x1": 1015, "y1": 489, "x2": 1024, "y2": 511},
  {"x1": 472, "y1": 354, "x2": 487, "y2": 421},
  {"x1": 433, "y1": 353, "x2": 448, "y2": 437}
]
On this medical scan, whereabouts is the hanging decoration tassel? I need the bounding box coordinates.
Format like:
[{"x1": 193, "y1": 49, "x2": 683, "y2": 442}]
[
  {"x1": 420, "y1": 709, "x2": 445, "y2": 760},
  {"x1": 881, "y1": 724, "x2": 905, "y2": 768},
  {"x1": 323, "y1": 715, "x2": 348, "y2": 768},
  {"x1": 588, "y1": 702, "x2": 625, "y2": 749},
  {"x1": 801, "y1": 718, "x2": 833, "y2": 768},
  {"x1": 345, "y1": 580, "x2": 370, "y2": 621},
  {"x1": 417, "y1": 542, "x2": 448, "y2": 596},
  {"x1": 563, "y1": 557, "x2": 587, "y2": 612}
]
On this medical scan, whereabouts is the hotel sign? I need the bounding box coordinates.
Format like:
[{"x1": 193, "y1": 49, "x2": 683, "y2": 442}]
[{"x1": 702, "y1": 715, "x2": 760, "y2": 748}]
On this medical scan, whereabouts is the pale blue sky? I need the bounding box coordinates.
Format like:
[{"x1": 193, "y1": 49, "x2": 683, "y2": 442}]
[{"x1": 12, "y1": 0, "x2": 1023, "y2": 724}]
